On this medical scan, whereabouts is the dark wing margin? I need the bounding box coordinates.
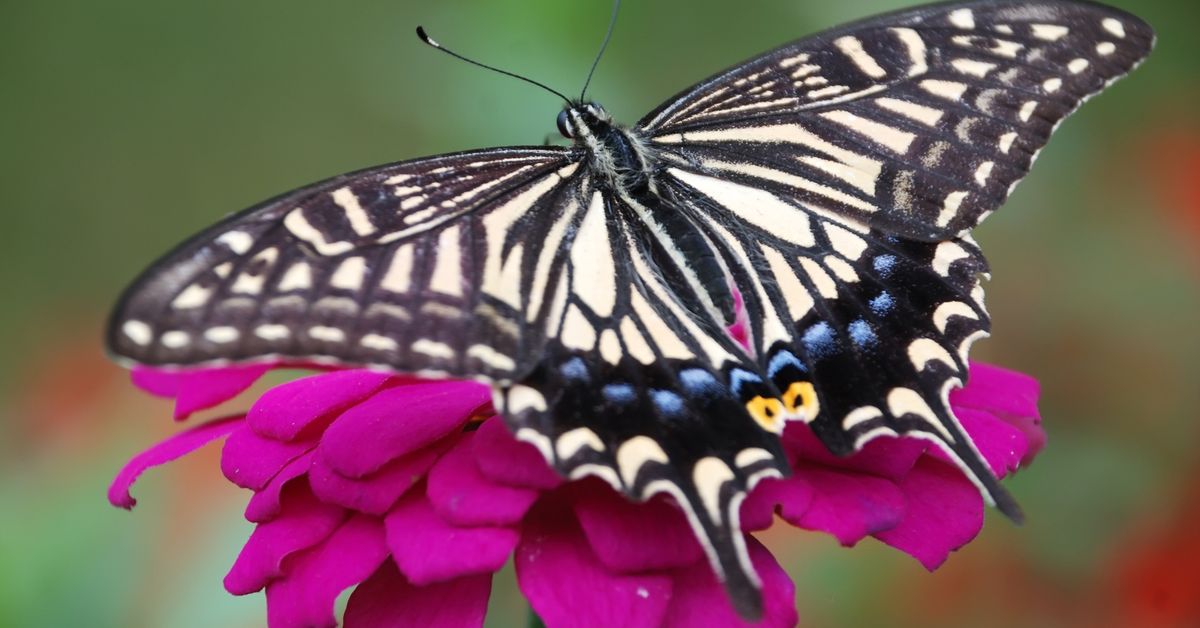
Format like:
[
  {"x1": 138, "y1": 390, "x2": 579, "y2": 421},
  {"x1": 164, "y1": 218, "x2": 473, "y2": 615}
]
[
  {"x1": 107, "y1": 147, "x2": 581, "y2": 383},
  {"x1": 640, "y1": 0, "x2": 1154, "y2": 241}
]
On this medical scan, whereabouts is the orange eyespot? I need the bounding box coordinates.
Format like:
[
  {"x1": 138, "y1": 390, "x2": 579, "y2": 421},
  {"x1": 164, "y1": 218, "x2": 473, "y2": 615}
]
[
  {"x1": 745, "y1": 395, "x2": 785, "y2": 433},
  {"x1": 782, "y1": 381, "x2": 818, "y2": 422}
]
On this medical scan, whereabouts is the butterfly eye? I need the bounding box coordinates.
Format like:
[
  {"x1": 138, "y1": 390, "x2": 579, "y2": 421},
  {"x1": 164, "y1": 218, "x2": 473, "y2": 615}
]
[{"x1": 556, "y1": 110, "x2": 575, "y2": 139}]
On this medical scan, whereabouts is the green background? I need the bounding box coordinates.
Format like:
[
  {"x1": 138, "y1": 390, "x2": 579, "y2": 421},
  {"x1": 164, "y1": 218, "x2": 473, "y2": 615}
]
[{"x1": 2, "y1": 1, "x2": 1197, "y2": 626}]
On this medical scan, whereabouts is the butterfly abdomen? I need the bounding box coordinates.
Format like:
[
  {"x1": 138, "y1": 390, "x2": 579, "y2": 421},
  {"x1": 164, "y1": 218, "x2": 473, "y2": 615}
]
[{"x1": 639, "y1": 196, "x2": 738, "y2": 323}]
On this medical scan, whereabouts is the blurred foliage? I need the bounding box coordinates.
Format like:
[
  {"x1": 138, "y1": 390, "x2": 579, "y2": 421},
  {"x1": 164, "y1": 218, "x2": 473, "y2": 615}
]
[{"x1": 1, "y1": 0, "x2": 1197, "y2": 626}]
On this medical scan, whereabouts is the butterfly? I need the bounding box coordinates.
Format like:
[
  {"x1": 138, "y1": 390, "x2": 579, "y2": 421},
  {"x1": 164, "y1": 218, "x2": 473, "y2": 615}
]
[{"x1": 107, "y1": 0, "x2": 1153, "y2": 619}]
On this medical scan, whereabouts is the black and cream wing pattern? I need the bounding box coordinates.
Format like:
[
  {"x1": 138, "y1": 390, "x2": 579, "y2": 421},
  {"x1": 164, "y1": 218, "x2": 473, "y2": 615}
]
[
  {"x1": 108, "y1": 147, "x2": 583, "y2": 381},
  {"x1": 108, "y1": 0, "x2": 1153, "y2": 619}
]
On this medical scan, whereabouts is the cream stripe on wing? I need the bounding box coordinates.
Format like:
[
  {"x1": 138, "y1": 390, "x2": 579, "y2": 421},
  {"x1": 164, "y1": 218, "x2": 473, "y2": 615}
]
[
  {"x1": 834, "y1": 36, "x2": 887, "y2": 79},
  {"x1": 570, "y1": 192, "x2": 618, "y2": 317},
  {"x1": 671, "y1": 168, "x2": 820, "y2": 244},
  {"x1": 478, "y1": 166, "x2": 573, "y2": 309}
]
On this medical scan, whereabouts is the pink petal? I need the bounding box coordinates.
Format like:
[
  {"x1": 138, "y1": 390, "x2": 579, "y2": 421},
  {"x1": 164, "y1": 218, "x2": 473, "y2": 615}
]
[
  {"x1": 663, "y1": 536, "x2": 797, "y2": 628},
  {"x1": 309, "y1": 442, "x2": 446, "y2": 516},
  {"x1": 426, "y1": 433, "x2": 540, "y2": 527},
  {"x1": 472, "y1": 418, "x2": 562, "y2": 490},
  {"x1": 129, "y1": 367, "x2": 182, "y2": 398},
  {"x1": 573, "y1": 480, "x2": 703, "y2": 573},
  {"x1": 319, "y1": 382, "x2": 489, "y2": 478},
  {"x1": 247, "y1": 370, "x2": 394, "y2": 441},
  {"x1": 952, "y1": 362, "x2": 1041, "y2": 420},
  {"x1": 782, "y1": 465, "x2": 906, "y2": 546},
  {"x1": 953, "y1": 362, "x2": 1045, "y2": 466},
  {"x1": 344, "y1": 561, "x2": 491, "y2": 628},
  {"x1": 783, "y1": 423, "x2": 928, "y2": 480},
  {"x1": 1009, "y1": 414, "x2": 1046, "y2": 467},
  {"x1": 133, "y1": 364, "x2": 270, "y2": 420},
  {"x1": 224, "y1": 482, "x2": 347, "y2": 595},
  {"x1": 385, "y1": 490, "x2": 518, "y2": 585},
  {"x1": 873, "y1": 457, "x2": 984, "y2": 570},
  {"x1": 244, "y1": 452, "x2": 315, "y2": 523},
  {"x1": 108, "y1": 414, "x2": 244, "y2": 509},
  {"x1": 517, "y1": 498, "x2": 673, "y2": 628},
  {"x1": 740, "y1": 476, "x2": 814, "y2": 532},
  {"x1": 221, "y1": 425, "x2": 315, "y2": 490},
  {"x1": 264, "y1": 513, "x2": 389, "y2": 628},
  {"x1": 955, "y1": 406, "x2": 1028, "y2": 478},
  {"x1": 726, "y1": 286, "x2": 751, "y2": 351}
]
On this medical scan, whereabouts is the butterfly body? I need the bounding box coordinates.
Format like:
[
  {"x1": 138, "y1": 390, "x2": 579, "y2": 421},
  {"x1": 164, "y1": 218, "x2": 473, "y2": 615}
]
[
  {"x1": 108, "y1": 1, "x2": 1154, "y2": 619},
  {"x1": 561, "y1": 102, "x2": 655, "y2": 194}
]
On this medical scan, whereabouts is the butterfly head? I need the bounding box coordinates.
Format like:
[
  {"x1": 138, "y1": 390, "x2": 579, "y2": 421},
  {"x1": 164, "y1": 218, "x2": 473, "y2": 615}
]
[{"x1": 557, "y1": 102, "x2": 612, "y2": 140}]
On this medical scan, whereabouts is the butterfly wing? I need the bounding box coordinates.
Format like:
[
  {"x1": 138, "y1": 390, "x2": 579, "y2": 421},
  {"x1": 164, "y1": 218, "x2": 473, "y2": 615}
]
[
  {"x1": 639, "y1": 0, "x2": 1153, "y2": 518},
  {"x1": 642, "y1": 0, "x2": 1154, "y2": 240},
  {"x1": 107, "y1": 147, "x2": 582, "y2": 382}
]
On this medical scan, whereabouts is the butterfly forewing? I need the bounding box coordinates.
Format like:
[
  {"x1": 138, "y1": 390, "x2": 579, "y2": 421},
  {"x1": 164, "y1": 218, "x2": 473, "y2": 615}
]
[
  {"x1": 642, "y1": 0, "x2": 1154, "y2": 240},
  {"x1": 108, "y1": 147, "x2": 581, "y2": 382}
]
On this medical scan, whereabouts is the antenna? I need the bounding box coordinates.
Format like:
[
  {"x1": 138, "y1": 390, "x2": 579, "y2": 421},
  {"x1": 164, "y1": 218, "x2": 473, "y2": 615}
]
[
  {"x1": 416, "y1": 26, "x2": 573, "y2": 105},
  {"x1": 580, "y1": 0, "x2": 621, "y2": 101}
]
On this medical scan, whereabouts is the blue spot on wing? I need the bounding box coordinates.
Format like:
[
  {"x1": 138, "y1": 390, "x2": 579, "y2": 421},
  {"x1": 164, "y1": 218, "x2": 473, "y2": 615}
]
[
  {"x1": 559, "y1": 357, "x2": 589, "y2": 382},
  {"x1": 802, "y1": 322, "x2": 837, "y2": 359},
  {"x1": 728, "y1": 368, "x2": 762, "y2": 398},
  {"x1": 848, "y1": 318, "x2": 877, "y2": 347},
  {"x1": 767, "y1": 350, "x2": 805, "y2": 378},
  {"x1": 679, "y1": 368, "x2": 723, "y2": 397},
  {"x1": 873, "y1": 254, "x2": 897, "y2": 278},
  {"x1": 870, "y1": 291, "x2": 895, "y2": 316},
  {"x1": 650, "y1": 389, "x2": 686, "y2": 416},
  {"x1": 603, "y1": 383, "x2": 636, "y2": 404}
]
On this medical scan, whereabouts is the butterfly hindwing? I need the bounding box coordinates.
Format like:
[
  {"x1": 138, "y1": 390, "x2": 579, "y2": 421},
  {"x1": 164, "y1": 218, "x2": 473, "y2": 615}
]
[
  {"x1": 495, "y1": 185, "x2": 790, "y2": 618},
  {"x1": 668, "y1": 162, "x2": 1017, "y2": 513}
]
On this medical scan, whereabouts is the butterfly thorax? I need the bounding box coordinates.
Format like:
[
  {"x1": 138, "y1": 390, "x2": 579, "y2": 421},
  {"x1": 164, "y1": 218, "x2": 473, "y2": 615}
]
[
  {"x1": 560, "y1": 102, "x2": 656, "y2": 196},
  {"x1": 560, "y1": 101, "x2": 738, "y2": 324}
]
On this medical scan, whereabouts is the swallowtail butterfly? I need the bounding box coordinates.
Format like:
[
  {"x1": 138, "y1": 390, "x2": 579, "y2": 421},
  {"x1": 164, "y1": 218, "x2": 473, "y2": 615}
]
[{"x1": 108, "y1": 1, "x2": 1153, "y2": 618}]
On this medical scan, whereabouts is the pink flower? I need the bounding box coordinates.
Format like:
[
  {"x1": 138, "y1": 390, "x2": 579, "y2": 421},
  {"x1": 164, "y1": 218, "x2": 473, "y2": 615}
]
[{"x1": 110, "y1": 361, "x2": 1041, "y2": 627}]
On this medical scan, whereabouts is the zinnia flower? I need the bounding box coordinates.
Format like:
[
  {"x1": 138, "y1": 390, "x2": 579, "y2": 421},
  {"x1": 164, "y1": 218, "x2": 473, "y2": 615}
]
[{"x1": 109, "y1": 361, "x2": 1041, "y2": 627}]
